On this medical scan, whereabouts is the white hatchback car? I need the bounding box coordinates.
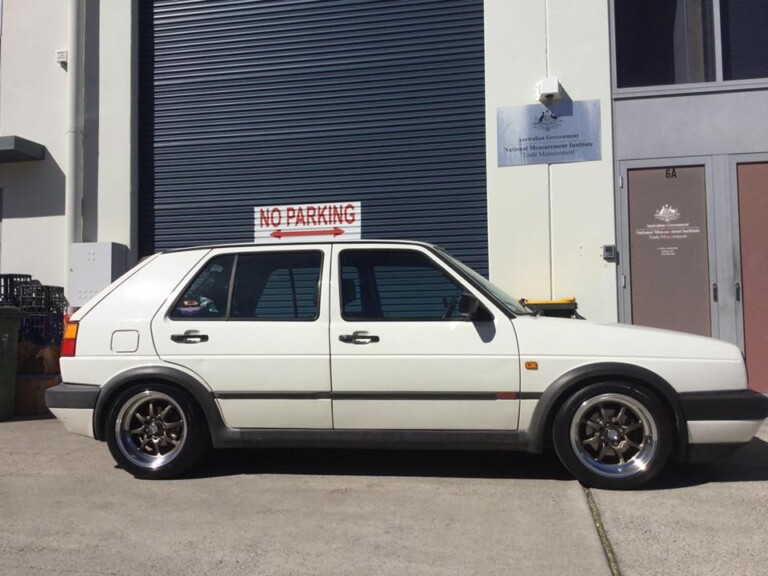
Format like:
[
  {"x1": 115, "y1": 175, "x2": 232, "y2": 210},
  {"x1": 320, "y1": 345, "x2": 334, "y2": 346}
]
[{"x1": 46, "y1": 241, "x2": 767, "y2": 489}]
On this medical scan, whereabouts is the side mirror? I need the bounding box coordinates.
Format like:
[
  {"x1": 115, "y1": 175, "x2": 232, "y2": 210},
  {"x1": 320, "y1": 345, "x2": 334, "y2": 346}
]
[{"x1": 458, "y1": 292, "x2": 490, "y2": 321}]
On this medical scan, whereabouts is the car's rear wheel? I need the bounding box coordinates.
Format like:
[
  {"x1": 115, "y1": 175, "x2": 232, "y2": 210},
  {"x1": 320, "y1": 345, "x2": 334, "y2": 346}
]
[
  {"x1": 553, "y1": 382, "x2": 673, "y2": 489},
  {"x1": 106, "y1": 383, "x2": 208, "y2": 479}
]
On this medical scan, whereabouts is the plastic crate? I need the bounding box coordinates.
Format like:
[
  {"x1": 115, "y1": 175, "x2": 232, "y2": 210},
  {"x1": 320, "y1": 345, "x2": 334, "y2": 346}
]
[
  {"x1": 18, "y1": 285, "x2": 67, "y2": 314},
  {"x1": 0, "y1": 274, "x2": 33, "y2": 306},
  {"x1": 519, "y1": 297, "x2": 585, "y2": 319},
  {"x1": 19, "y1": 313, "x2": 65, "y2": 346}
]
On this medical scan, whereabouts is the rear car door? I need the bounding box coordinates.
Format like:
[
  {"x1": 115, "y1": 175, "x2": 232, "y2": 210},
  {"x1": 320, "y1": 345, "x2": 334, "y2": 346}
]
[
  {"x1": 151, "y1": 245, "x2": 332, "y2": 429},
  {"x1": 329, "y1": 244, "x2": 520, "y2": 430}
]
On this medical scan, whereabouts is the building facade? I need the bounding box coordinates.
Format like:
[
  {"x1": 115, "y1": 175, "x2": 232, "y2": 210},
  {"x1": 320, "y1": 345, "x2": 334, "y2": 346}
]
[{"x1": 0, "y1": 0, "x2": 765, "y2": 390}]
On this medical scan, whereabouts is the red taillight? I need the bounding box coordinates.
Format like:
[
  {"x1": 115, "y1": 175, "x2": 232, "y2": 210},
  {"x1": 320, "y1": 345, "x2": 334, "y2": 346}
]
[{"x1": 61, "y1": 321, "x2": 79, "y2": 357}]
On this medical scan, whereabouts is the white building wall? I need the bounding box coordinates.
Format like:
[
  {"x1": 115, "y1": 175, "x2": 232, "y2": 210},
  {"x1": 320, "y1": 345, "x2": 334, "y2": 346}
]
[
  {"x1": 484, "y1": 0, "x2": 618, "y2": 322},
  {"x1": 0, "y1": 0, "x2": 68, "y2": 287},
  {"x1": 0, "y1": 0, "x2": 136, "y2": 292},
  {"x1": 1, "y1": 0, "x2": 617, "y2": 318}
]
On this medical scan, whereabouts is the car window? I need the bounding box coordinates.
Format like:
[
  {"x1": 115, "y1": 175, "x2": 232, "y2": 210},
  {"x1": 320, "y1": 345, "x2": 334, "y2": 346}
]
[
  {"x1": 434, "y1": 247, "x2": 532, "y2": 316},
  {"x1": 231, "y1": 252, "x2": 322, "y2": 320},
  {"x1": 340, "y1": 249, "x2": 465, "y2": 320},
  {"x1": 171, "y1": 255, "x2": 234, "y2": 319}
]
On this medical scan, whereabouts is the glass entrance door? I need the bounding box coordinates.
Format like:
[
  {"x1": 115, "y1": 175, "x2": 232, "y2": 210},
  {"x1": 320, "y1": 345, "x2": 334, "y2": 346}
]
[
  {"x1": 734, "y1": 161, "x2": 768, "y2": 393},
  {"x1": 626, "y1": 165, "x2": 713, "y2": 336},
  {"x1": 619, "y1": 156, "x2": 768, "y2": 393}
]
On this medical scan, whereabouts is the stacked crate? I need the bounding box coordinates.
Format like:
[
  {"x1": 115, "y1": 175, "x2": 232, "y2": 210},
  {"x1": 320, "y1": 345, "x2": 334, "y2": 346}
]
[
  {"x1": 0, "y1": 274, "x2": 67, "y2": 415},
  {"x1": 18, "y1": 285, "x2": 67, "y2": 345}
]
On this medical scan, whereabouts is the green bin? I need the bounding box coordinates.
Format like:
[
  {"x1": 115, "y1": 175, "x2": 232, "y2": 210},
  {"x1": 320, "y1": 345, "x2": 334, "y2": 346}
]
[{"x1": 0, "y1": 307, "x2": 21, "y2": 420}]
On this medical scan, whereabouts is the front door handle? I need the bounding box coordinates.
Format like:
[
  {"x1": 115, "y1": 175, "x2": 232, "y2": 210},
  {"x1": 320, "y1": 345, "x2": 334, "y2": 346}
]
[
  {"x1": 171, "y1": 331, "x2": 209, "y2": 344},
  {"x1": 339, "y1": 331, "x2": 380, "y2": 345}
]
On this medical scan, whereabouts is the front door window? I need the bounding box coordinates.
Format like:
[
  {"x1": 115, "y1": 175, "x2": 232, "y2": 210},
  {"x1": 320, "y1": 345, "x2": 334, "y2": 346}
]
[{"x1": 339, "y1": 249, "x2": 465, "y2": 321}]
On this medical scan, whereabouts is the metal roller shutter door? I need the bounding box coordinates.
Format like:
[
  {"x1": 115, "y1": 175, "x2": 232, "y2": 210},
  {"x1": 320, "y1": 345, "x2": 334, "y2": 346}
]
[{"x1": 139, "y1": 0, "x2": 488, "y2": 274}]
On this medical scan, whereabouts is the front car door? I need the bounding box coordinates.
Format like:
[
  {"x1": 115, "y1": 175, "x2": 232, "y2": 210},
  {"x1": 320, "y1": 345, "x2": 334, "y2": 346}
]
[
  {"x1": 151, "y1": 245, "x2": 332, "y2": 429},
  {"x1": 329, "y1": 243, "x2": 520, "y2": 430}
]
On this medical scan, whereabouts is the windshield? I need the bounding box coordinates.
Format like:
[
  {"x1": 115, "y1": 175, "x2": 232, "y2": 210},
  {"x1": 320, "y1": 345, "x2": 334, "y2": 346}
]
[{"x1": 435, "y1": 249, "x2": 533, "y2": 316}]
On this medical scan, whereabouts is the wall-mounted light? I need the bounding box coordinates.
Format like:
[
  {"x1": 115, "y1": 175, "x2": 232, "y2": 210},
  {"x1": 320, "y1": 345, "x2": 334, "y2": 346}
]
[{"x1": 536, "y1": 76, "x2": 561, "y2": 103}]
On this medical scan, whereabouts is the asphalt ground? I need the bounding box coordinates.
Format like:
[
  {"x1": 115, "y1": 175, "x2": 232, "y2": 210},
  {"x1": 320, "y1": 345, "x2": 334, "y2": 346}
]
[{"x1": 1, "y1": 417, "x2": 766, "y2": 575}]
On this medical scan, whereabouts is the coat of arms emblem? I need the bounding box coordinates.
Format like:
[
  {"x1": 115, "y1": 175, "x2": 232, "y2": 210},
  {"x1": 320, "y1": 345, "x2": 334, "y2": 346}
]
[{"x1": 654, "y1": 204, "x2": 680, "y2": 223}]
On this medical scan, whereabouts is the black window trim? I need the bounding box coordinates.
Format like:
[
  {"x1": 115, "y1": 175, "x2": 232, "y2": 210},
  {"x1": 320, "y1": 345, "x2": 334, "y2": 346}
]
[
  {"x1": 337, "y1": 247, "x2": 493, "y2": 323},
  {"x1": 168, "y1": 250, "x2": 325, "y2": 323}
]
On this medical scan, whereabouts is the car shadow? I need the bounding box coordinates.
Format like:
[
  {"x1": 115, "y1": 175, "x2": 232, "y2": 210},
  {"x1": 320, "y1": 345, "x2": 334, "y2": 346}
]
[
  {"x1": 180, "y1": 436, "x2": 768, "y2": 486},
  {"x1": 184, "y1": 447, "x2": 574, "y2": 482},
  {"x1": 642, "y1": 436, "x2": 768, "y2": 490}
]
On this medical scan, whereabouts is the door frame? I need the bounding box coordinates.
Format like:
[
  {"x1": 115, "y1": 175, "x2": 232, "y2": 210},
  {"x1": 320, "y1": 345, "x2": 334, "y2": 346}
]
[{"x1": 616, "y1": 157, "x2": 718, "y2": 338}]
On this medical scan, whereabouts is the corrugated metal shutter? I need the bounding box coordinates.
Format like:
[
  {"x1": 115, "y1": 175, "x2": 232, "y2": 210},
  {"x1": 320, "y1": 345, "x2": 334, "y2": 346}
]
[{"x1": 139, "y1": 0, "x2": 488, "y2": 274}]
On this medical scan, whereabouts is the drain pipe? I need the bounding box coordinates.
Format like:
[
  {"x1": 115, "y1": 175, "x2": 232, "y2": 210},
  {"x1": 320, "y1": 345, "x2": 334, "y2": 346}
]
[{"x1": 64, "y1": 0, "x2": 83, "y2": 296}]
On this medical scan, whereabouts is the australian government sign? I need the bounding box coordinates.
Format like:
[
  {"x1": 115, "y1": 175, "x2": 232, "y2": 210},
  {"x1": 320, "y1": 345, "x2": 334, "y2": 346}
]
[{"x1": 497, "y1": 100, "x2": 601, "y2": 167}]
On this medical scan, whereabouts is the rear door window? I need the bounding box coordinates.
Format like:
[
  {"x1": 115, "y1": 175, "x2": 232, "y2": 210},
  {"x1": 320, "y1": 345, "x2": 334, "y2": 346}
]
[
  {"x1": 231, "y1": 252, "x2": 323, "y2": 320},
  {"x1": 171, "y1": 251, "x2": 323, "y2": 321}
]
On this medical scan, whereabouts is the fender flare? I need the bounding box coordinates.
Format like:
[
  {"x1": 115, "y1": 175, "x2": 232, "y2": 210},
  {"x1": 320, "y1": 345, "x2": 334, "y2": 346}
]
[
  {"x1": 525, "y1": 362, "x2": 688, "y2": 458},
  {"x1": 92, "y1": 365, "x2": 239, "y2": 448}
]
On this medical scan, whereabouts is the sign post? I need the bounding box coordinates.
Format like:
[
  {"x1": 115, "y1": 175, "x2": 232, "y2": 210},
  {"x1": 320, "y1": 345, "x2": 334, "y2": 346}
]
[{"x1": 254, "y1": 201, "x2": 362, "y2": 243}]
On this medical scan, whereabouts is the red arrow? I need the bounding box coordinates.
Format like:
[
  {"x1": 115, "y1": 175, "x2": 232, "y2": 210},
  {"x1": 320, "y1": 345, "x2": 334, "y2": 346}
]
[{"x1": 270, "y1": 227, "x2": 345, "y2": 239}]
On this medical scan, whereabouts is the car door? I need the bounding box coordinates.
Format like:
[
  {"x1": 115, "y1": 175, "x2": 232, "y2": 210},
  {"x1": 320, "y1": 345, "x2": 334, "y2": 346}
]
[
  {"x1": 151, "y1": 245, "x2": 332, "y2": 429},
  {"x1": 329, "y1": 244, "x2": 520, "y2": 430}
]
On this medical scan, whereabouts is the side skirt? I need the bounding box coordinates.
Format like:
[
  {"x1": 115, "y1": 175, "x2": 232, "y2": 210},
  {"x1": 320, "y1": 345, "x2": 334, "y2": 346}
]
[{"x1": 212, "y1": 428, "x2": 534, "y2": 452}]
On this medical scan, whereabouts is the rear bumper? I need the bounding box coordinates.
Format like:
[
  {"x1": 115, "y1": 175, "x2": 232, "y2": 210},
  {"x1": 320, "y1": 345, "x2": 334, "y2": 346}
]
[
  {"x1": 46, "y1": 383, "x2": 100, "y2": 410},
  {"x1": 679, "y1": 389, "x2": 768, "y2": 461},
  {"x1": 45, "y1": 383, "x2": 99, "y2": 439}
]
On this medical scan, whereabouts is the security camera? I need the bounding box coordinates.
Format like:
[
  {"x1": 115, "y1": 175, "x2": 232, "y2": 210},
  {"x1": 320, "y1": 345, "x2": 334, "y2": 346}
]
[{"x1": 537, "y1": 77, "x2": 561, "y2": 102}]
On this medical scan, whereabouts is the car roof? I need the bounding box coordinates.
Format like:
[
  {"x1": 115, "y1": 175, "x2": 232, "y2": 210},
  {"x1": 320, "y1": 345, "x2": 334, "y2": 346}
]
[{"x1": 162, "y1": 239, "x2": 439, "y2": 254}]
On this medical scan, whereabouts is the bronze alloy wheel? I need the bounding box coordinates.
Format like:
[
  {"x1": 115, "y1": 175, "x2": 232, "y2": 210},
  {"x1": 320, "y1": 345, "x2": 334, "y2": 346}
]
[
  {"x1": 115, "y1": 391, "x2": 188, "y2": 470},
  {"x1": 553, "y1": 382, "x2": 673, "y2": 489},
  {"x1": 106, "y1": 383, "x2": 209, "y2": 479}
]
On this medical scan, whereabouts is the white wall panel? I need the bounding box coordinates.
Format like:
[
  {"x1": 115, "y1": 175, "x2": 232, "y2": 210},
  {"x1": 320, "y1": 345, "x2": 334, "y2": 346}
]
[
  {"x1": 484, "y1": 0, "x2": 551, "y2": 300},
  {"x1": 484, "y1": 0, "x2": 617, "y2": 321},
  {"x1": 97, "y1": 0, "x2": 137, "y2": 262}
]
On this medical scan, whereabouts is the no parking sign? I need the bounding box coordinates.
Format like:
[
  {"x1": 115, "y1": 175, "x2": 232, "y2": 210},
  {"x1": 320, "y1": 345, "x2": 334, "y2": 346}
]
[{"x1": 254, "y1": 201, "x2": 362, "y2": 243}]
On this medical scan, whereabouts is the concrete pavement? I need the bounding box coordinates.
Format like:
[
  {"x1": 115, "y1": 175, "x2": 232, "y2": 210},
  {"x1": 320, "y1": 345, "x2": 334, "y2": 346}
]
[
  {"x1": 592, "y1": 421, "x2": 768, "y2": 576},
  {"x1": 0, "y1": 417, "x2": 766, "y2": 575}
]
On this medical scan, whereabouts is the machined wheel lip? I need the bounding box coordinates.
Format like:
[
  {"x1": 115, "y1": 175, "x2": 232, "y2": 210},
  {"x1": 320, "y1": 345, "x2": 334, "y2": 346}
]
[
  {"x1": 569, "y1": 392, "x2": 659, "y2": 479},
  {"x1": 115, "y1": 391, "x2": 188, "y2": 470}
]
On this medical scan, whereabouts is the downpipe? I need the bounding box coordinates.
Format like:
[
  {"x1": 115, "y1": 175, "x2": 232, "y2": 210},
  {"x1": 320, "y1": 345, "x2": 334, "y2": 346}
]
[{"x1": 64, "y1": 0, "x2": 83, "y2": 297}]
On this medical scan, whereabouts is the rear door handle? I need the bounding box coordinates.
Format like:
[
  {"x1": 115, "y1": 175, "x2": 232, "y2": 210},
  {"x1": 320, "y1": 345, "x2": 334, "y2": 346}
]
[
  {"x1": 171, "y1": 331, "x2": 209, "y2": 344},
  {"x1": 339, "y1": 331, "x2": 380, "y2": 345}
]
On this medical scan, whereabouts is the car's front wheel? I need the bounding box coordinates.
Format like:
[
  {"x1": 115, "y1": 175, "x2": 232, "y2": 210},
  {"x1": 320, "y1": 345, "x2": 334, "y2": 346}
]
[
  {"x1": 106, "y1": 383, "x2": 209, "y2": 479},
  {"x1": 553, "y1": 382, "x2": 673, "y2": 489}
]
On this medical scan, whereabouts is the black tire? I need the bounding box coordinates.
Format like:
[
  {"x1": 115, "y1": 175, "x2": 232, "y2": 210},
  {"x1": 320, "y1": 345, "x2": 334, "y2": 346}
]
[
  {"x1": 105, "y1": 383, "x2": 210, "y2": 479},
  {"x1": 553, "y1": 382, "x2": 673, "y2": 490}
]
